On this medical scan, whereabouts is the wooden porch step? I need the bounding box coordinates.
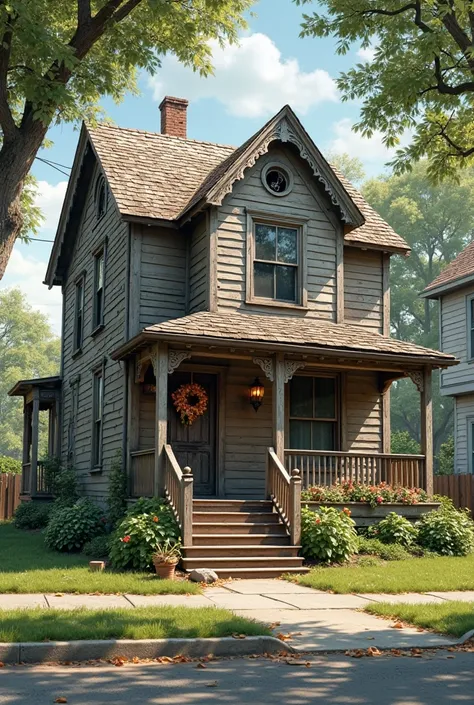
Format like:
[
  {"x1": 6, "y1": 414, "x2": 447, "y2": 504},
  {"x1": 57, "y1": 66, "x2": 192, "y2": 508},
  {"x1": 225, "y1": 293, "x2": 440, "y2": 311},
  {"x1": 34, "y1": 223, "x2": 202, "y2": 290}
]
[
  {"x1": 193, "y1": 500, "x2": 273, "y2": 513},
  {"x1": 192, "y1": 522, "x2": 288, "y2": 535},
  {"x1": 192, "y1": 533, "x2": 290, "y2": 546},
  {"x1": 183, "y1": 566, "x2": 309, "y2": 580},
  {"x1": 193, "y1": 511, "x2": 280, "y2": 524},
  {"x1": 182, "y1": 556, "x2": 304, "y2": 570},
  {"x1": 183, "y1": 545, "x2": 300, "y2": 558}
]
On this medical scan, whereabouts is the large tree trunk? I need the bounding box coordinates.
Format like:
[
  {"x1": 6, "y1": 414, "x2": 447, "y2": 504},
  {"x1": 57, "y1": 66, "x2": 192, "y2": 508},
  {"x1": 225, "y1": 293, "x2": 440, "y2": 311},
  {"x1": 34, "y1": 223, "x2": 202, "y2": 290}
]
[{"x1": 0, "y1": 126, "x2": 47, "y2": 279}]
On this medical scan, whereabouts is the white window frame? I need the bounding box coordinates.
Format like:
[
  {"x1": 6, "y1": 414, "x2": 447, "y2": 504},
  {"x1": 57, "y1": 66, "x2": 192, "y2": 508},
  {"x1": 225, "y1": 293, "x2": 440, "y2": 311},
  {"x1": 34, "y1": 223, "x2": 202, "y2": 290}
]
[
  {"x1": 91, "y1": 363, "x2": 105, "y2": 470},
  {"x1": 245, "y1": 209, "x2": 308, "y2": 310},
  {"x1": 73, "y1": 275, "x2": 85, "y2": 355},
  {"x1": 92, "y1": 243, "x2": 106, "y2": 334}
]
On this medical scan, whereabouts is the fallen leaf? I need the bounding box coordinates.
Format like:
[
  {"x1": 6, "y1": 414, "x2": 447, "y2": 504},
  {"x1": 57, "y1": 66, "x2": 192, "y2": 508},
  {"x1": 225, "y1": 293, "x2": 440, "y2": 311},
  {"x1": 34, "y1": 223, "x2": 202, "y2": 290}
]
[
  {"x1": 391, "y1": 622, "x2": 404, "y2": 630},
  {"x1": 447, "y1": 656, "x2": 455, "y2": 659},
  {"x1": 196, "y1": 663, "x2": 207, "y2": 669},
  {"x1": 54, "y1": 698, "x2": 68, "y2": 703},
  {"x1": 54, "y1": 593, "x2": 64, "y2": 598},
  {"x1": 206, "y1": 681, "x2": 218, "y2": 687},
  {"x1": 0, "y1": 662, "x2": 4, "y2": 668},
  {"x1": 276, "y1": 633, "x2": 293, "y2": 642},
  {"x1": 366, "y1": 647, "x2": 381, "y2": 657}
]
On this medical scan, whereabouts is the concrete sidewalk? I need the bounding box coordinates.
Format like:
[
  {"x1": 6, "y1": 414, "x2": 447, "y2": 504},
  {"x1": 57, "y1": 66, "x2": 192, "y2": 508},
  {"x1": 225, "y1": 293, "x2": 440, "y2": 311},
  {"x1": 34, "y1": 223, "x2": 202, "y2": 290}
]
[{"x1": 1, "y1": 580, "x2": 473, "y2": 651}]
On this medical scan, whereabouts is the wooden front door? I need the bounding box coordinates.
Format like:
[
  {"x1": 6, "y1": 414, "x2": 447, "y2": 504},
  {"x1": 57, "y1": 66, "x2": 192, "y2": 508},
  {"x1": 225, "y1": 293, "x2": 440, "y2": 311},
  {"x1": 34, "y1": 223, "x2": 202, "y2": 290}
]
[{"x1": 168, "y1": 372, "x2": 217, "y2": 497}]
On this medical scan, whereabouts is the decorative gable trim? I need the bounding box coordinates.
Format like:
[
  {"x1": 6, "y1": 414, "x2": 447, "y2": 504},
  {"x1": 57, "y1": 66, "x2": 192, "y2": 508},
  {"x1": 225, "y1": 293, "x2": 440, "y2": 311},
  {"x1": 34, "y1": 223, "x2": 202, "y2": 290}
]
[{"x1": 205, "y1": 108, "x2": 364, "y2": 227}]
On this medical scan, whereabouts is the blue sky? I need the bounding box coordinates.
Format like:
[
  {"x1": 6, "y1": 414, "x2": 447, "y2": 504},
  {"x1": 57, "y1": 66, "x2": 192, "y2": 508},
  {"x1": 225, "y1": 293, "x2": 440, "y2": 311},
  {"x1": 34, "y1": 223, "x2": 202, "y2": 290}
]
[{"x1": 3, "y1": 0, "x2": 393, "y2": 334}]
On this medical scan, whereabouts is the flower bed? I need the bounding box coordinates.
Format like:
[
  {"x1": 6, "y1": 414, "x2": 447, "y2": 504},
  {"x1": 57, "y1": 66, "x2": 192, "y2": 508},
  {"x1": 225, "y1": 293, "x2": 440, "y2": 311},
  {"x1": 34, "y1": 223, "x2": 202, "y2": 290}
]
[{"x1": 301, "y1": 482, "x2": 439, "y2": 526}]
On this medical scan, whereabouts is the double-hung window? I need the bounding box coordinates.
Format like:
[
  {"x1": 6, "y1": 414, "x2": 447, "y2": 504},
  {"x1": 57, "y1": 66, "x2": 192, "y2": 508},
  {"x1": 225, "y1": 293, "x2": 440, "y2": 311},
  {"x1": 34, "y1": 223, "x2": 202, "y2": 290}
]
[
  {"x1": 73, "y1": 277, "x2": 84, "y2": 353},
  {"x1": 246, "y1": 213, "x2": 307, "y2": 308},
  {"x1": 93, "y1": 249, "x2": 105, "y2": 331},
  {"x1": 92, "y1": 367, "x2": 104, "y2": 468},
  {"x1": 289, "y1": 375, "x2": 338, "y2": 451}
]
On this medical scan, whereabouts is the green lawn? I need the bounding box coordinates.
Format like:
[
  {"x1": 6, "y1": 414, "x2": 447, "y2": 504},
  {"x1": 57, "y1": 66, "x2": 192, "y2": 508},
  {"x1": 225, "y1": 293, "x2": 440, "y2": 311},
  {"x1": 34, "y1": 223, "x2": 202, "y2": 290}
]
[
  {"x1": 0, "y1": 606, "x2": 269, "y2": 643},
  {"x1": 287, "y1": 554, "x2": 474, "y2": 594},
  {"x1": 365, "y1": 601, "x2": 474, "y2": 638},
  {"x1": 0, "y1": 523, "x2": 200, "y2": 595}
]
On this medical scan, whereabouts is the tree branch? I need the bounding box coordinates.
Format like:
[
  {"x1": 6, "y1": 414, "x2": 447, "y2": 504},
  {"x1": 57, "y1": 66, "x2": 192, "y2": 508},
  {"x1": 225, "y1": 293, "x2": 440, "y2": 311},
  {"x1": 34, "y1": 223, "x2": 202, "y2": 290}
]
[
  {"x1": 77, "y1": 0, "x2": 91, "y2": 28},
  {"x1": 360, "y1": 1, "x2": 432, "y2": 34}
]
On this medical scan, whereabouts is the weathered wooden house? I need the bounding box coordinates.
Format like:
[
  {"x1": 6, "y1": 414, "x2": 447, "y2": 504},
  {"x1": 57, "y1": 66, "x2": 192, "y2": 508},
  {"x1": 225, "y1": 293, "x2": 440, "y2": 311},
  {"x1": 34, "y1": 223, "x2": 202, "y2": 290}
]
[
  {"x1": 10, "y1": 98, "x2": 456, "y2": 576},
  {"x1": 423, "y1": 243, "x2": 474, "y2": 473}
]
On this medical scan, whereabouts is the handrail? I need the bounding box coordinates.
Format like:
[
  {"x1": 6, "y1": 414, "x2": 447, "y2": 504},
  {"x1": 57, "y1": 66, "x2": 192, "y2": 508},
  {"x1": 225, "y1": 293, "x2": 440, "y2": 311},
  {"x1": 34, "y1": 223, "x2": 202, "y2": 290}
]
[
  {"x1": 163, "y1": 444, "x2": 193, "y2": 547},
  {"x1": 285, "y1": 449, "x2": 427, "y2": 491},
  {"x1": 267, "y1": 447, "x2": 301, "y2": 546}
]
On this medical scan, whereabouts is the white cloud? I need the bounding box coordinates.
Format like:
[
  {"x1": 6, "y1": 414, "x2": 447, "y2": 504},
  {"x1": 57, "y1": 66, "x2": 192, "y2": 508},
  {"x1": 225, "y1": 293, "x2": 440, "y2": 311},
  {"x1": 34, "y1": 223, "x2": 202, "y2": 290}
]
[
  {"x1": 3, "y1": 247, "x2": 62, "y2": 335},
  {"x1": 35, "y1": 180, "x2": 68, "y2": 233},
  {"x1": 357, "y1": 45, "x2": 377, "y2": 62},
  {"x1": 326, "y1": 117, "x2": 410, "y2": 166},
  {"x1": 149, "y1": 33, "x2": 338, "y2": 118}
]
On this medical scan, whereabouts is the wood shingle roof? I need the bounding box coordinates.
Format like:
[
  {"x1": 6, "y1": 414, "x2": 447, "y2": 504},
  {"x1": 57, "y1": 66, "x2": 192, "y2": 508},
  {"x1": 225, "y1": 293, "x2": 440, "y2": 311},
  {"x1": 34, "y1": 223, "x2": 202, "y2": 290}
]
[
  {"x1": 122, "y1": 311, "x2": 455, "y2": 366},
  {"x1": 423, "y1": 240, "x2": 474, "y2": 297}
]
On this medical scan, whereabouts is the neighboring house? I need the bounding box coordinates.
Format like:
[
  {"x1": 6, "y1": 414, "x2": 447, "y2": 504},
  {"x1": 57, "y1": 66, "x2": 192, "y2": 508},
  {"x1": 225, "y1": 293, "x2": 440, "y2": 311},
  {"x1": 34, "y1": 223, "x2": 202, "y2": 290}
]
[
  {"x1": 423, "y1": 243, "x2": 474, "y2": 473},
  {"x1": 9, "y1": 98, "x2": 456, "y2": 577}
]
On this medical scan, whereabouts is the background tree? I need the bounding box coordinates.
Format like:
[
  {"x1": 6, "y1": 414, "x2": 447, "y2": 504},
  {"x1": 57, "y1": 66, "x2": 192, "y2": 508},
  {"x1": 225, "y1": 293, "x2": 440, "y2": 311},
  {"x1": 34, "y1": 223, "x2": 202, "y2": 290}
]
[
  {"x1": 0, "y1": 289, "x2": 60, "y2": 458},
  {"x1": 0, "y1": 0, "x2": 251, "y2": 278},
  {"x1": 362, "y1": 162, "x2": 474, "y2": 460},
  {"x1": 296, "y1": 1, "x2": 474, "y2": 180},
  {"x1": 326, "y1": 152, "x2": 366, "y2": 185}
]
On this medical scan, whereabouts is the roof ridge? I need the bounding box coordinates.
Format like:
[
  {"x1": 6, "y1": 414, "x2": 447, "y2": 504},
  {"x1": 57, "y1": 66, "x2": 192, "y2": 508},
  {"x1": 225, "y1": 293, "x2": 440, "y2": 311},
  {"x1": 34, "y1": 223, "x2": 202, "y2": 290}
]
[
  {"x1": 87, "y1": 122, "x2": 236, "y2": 151},
  {"x1": 424, "y1": 238, "x2": 474, "y2": 292}
]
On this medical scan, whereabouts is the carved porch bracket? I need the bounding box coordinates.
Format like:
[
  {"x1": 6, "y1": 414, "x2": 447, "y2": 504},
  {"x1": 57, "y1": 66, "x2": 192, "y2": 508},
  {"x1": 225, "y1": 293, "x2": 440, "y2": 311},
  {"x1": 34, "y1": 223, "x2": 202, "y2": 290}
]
[
  {"x1": 284, "y1": 361, "x2": 306, "y2": 384},
  {"x1": 168, "y1": 350, "x2": 191, "y2": 375},
  {"x1": 252, "y1": 357, "x2": 274, "y2": 382},
  {"x1": 407, "y1": 370, "x2": 424, "y2": 393},
  {"x1": 135, "y1": 348, "x2": 155, "y2": 382}
]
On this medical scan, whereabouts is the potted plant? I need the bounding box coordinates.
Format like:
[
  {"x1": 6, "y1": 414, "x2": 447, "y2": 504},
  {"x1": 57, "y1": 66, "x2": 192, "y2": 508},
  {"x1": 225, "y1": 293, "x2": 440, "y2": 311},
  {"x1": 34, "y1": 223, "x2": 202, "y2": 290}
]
[{"x1": 152, "y1": 539, "x2": 181, "y2": 579}]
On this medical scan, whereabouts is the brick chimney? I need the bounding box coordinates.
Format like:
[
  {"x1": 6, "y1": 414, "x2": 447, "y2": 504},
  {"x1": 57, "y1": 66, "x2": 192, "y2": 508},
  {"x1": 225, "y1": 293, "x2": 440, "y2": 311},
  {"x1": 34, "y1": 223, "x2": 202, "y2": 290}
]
[{"x1": 159, "y1": 96, "x2": 189, "y2": 138}]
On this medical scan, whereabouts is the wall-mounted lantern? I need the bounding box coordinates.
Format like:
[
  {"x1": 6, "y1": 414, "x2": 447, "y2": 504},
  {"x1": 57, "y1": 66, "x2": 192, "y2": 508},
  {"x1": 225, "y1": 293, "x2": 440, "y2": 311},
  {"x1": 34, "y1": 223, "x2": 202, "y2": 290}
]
[{"x1": 249, "y1": 377, "x2": 264, "y2": 412}]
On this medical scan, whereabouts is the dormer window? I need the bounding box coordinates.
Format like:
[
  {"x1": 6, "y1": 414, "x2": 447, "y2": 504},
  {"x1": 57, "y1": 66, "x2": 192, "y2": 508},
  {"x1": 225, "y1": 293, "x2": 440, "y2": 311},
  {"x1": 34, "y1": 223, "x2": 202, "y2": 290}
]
[
  {"x1": 262, "y1": 163, "x2": 293, "y2": 197},
  {"x1": 95, "y1": 176, "x2": 107, "y2": 219},
  {"x1": 246, "y1": 210, "x2": 308, "y2": 309}
]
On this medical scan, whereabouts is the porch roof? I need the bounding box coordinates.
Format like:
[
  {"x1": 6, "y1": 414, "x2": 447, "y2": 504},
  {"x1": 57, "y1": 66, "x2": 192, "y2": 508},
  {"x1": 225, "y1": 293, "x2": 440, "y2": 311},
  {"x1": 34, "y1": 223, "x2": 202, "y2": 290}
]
[
  {"x1": 111, "y1": 312, "x2": 457, "y2": 368},
  {"x1": 8, "y1": 376, "x2": 62, "y2": 398}
]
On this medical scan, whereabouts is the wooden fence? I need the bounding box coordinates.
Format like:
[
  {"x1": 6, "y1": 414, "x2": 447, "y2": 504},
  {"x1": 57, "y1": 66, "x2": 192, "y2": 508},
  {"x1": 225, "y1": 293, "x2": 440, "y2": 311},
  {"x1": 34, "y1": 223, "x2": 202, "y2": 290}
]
[
  {"x1": 0, "y1": 473, "x2": 21, "y2": 520},
  {"x1": 434, "y1": 474, "x2": 474, "y2": 511}
]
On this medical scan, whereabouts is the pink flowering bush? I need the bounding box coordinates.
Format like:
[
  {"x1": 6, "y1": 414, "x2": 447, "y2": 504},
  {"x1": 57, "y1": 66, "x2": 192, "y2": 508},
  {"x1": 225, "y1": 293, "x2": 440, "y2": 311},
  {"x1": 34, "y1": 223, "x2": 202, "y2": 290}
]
[{"x1": 301, "y1": 481, "x2": 429, "y2": 509}]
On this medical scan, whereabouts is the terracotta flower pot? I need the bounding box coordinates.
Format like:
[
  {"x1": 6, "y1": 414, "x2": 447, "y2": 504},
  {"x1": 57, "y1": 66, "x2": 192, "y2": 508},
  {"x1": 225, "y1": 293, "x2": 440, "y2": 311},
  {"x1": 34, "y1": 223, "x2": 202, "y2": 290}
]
[{"x1": 153, "y1": 559, "x2": 178, "y2": 580}]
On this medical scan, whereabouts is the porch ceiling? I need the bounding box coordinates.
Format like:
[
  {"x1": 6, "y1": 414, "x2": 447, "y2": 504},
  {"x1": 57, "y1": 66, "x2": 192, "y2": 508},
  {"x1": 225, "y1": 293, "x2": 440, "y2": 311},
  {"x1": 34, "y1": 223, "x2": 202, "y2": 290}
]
[{"x1": 111, "y1": 311, "x2": 457, "y2": 369}]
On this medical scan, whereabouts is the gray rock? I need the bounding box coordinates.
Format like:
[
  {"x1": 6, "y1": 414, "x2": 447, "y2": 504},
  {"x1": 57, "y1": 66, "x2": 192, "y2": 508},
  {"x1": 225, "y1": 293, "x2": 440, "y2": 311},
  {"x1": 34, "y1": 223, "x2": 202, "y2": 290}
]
[{"x1": 189, "y1": 568, "x2": 218, "y2": 584}]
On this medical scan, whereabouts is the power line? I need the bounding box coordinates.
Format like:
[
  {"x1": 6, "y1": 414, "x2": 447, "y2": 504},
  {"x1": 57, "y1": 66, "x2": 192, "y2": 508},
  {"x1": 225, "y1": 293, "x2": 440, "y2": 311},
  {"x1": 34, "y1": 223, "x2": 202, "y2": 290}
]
[{"x1": 36, "y1": 156, "x2": 71, "y2": 178}]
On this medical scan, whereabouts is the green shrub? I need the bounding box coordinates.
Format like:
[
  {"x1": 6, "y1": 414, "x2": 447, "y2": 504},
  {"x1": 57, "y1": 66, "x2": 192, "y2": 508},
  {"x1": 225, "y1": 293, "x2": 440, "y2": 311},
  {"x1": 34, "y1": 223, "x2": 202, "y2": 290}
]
[
  {"x1": 301, "y1": 505, "x2": 358, "y2": 563},
  {"x1": 109, "y1": 500, "x2": 180, "y2": 571},
  {"x1": 0, "y1": 455, "x2": 21, "y2": 474},
  {"x1": 417, "y1": 507, "x2": 474, "y2": 556},
  {"x1": 107, "y1": 452, "x2": 128, "y2": 528},
  {"x1": 357, "y1": 536, "x2": 411, "y2": 561},
  {"x1": 82, "y1": 535, "x2": 110, "y2": 559},
  {"x1": 44, "y1": 498, "x2": 105, "y2": 552},
  {"x1": 13, "y1": 501, "x2": 52, "y2": 530},
  {"x1": 437, "y1": 437, "x2": 454, "y2": 475},
  {"x1": 373, "y1": 512, "x2": 418, "y2": 547},
  {"x1": 391, "y1": 431, "x2": 421, "y2": 455}
]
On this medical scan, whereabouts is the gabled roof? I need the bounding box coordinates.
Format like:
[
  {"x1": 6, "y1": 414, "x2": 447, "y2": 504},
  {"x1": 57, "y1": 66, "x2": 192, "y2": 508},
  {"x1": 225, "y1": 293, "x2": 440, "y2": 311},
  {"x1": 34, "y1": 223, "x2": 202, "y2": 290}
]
[
  {"x1": 111, "y1": 311, "x2": 456, "y2": 368},
  {"x1": 422, "y1": 240, "x2": 474, "y2": 298}
]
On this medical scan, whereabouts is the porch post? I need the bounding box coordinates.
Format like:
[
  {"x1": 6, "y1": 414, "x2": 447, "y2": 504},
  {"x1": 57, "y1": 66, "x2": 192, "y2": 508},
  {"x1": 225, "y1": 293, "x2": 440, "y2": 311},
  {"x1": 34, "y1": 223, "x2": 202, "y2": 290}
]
[
  {"x1": 30, "y1": 391, "x2": 40, "y2": 497},
  {"x1": 420, "y1": 366, "x2": 433, "y2": 494},
  {"x1": 22, "y1": 401, "x2": 30, "y2": 494},
  {"x1": 127, "y1": 357, "x2": 141, "y2": 480},
  {"x1": 154, "y1": 343, "x2": 169, "y2": 497},
  {"x1": 53, "y1": 395, "x2": 61, "y2": 457},
  {"x1": 273, "y1": 353, "x2": 285, "y2": 463}
]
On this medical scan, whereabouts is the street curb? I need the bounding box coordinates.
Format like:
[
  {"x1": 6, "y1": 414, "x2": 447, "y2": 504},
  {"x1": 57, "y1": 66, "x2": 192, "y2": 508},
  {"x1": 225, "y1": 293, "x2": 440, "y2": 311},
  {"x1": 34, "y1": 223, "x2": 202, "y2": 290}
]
[{"x1": 0, "y1": 636, "x2": 293, "y2": 664}]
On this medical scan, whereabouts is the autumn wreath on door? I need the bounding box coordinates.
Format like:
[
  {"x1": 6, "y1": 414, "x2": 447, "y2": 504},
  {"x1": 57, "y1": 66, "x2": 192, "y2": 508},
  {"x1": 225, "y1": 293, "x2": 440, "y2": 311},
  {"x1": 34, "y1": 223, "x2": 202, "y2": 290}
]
[{"x1": 172, "y1": 382, "x2": 208, "y2": 425}]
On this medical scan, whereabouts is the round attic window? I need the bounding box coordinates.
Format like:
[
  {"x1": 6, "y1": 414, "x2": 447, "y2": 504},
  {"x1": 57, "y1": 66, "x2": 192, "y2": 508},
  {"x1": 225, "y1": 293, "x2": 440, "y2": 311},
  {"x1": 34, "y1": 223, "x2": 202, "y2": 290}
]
[{"x1": 262, "y1": 163, "x2": 293, "y2": 197}]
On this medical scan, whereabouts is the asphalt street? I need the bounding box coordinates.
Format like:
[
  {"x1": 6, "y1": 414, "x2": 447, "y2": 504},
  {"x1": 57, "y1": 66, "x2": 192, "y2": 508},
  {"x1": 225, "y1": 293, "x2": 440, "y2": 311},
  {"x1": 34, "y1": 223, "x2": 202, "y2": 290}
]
[{"x1": 0, "y1": 651, "x2": 473, "y2": 704}]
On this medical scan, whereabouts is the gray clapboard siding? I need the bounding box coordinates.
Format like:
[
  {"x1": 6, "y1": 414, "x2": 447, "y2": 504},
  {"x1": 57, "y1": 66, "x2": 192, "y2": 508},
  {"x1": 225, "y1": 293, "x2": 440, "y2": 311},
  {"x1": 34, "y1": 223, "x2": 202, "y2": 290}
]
[
  {"x1": 134, "y1": 225, "x2": 187, "y2": 329},
  {"x1": 344, "y1": 248, "x2": 383, "y2": 333},
  {"x1": 345, "y1": 371, "x2": 382, "y2": 452},
  {"x1": 455, "y1": 394, "x2": 474, "y2": 473},
  {"x1": 189, "y1": 215, "x2": 209, "y2": 312},
  {"x1": 223, "y1": 360, "x2": 273, "y2": 498},
  {"x1": 215, "y1": 146, "x2": 340, "y2": 320},
  {"x1": 440, "y1": 286, "x2": 474, "y2": 394},
  {"x1": 61, "y1": 163, "x2": 128, "y2": 503}
]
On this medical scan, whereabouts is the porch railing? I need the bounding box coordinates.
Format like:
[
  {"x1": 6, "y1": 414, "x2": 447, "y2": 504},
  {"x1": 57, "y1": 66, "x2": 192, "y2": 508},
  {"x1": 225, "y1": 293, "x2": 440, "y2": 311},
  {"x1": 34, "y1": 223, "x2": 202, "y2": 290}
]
[
  {"x1": 267, "y1": 447, "x2": 301, "y2": 545},
  {"x1": 284, "y1": 450, "x2": 427, "y2": 490},
  {"x1": 163, "y1": 444, "x2": 193, "y2": 546},
  {"x1": 130, "y1": 449, "x2": 155, "y2": 497}
]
